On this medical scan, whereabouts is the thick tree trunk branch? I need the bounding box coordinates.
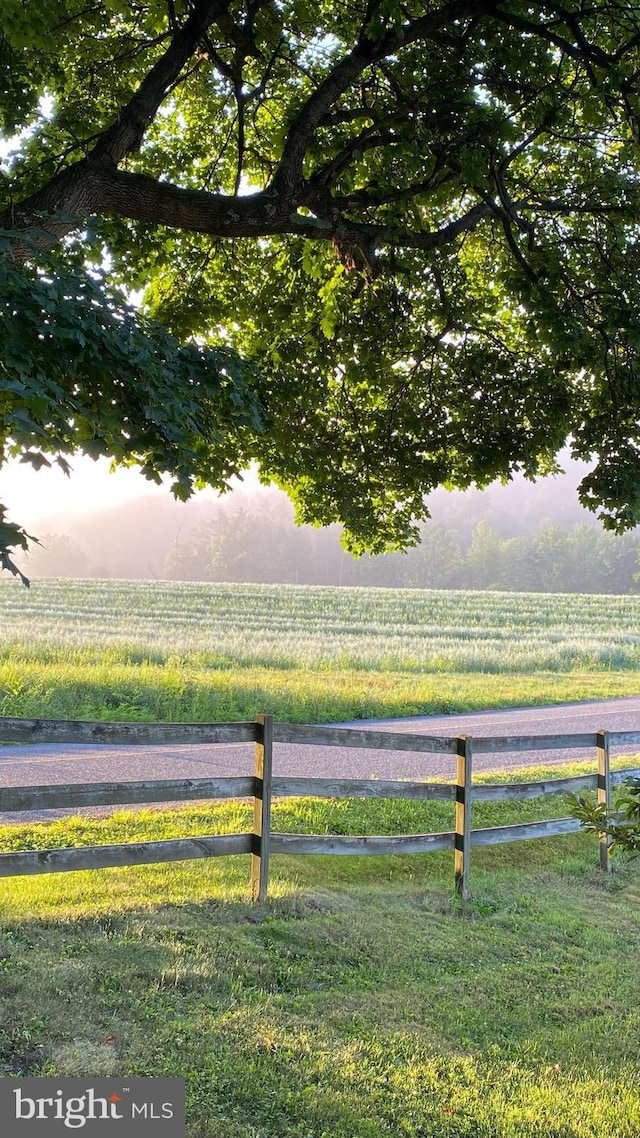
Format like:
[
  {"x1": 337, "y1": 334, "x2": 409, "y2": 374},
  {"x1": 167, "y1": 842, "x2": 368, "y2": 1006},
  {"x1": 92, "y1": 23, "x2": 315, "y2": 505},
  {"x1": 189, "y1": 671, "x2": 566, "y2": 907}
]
[
  {"x1": 82, "y1": 167, "x2": 497, "y2": 252},
  {"x1": 2, "y1": 152, "x2": 495, "y2": 261},
  {"x1": 0, "y1": 0, "x2": 232, "y2": 250},
  {"x1": 4, "y1": 0, "x2": 626, "y2": 270},
  {"x1": 95, "y1": 168, "x2": 498, "y2": 253}
]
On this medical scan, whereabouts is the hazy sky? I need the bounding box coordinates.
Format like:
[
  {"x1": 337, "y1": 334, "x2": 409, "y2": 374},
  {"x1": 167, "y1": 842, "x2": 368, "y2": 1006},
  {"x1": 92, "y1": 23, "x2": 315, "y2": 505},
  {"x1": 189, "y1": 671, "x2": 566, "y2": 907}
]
[
  {"x1": 2, "y1": 449, "x2": 593, "y2": 534},
  {"x1": 1, "y1": 455, "x2": 258, "y2": 529}
]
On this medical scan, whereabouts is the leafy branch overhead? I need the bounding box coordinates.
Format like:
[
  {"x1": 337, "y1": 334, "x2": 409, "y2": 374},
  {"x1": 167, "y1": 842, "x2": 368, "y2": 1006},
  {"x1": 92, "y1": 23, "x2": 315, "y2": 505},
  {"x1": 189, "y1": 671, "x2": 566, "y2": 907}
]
[
  {"x1": 0, "y1": 232, "x2": 263, "y2": 574},
  {"x1": 0, "y1": 504, "x2": 33, "y2": 585},
  {"x1": 2, "y1": 0, "x2": 640, "y2": 556}
]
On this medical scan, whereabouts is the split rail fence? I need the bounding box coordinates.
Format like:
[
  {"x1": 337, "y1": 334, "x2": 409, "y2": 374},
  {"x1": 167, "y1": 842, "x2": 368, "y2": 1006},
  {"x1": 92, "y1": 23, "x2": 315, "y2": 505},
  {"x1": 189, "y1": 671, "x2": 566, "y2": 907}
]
[{"x1": 0, "y1": 715, "x2": 639, "y2": 900}]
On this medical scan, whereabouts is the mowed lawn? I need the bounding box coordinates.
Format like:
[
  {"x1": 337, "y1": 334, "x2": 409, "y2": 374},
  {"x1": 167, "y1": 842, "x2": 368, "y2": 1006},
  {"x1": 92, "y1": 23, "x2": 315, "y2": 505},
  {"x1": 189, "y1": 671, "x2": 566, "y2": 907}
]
[{"x1": 1, "y1": 767, "x2": 640, "y2": 1137}]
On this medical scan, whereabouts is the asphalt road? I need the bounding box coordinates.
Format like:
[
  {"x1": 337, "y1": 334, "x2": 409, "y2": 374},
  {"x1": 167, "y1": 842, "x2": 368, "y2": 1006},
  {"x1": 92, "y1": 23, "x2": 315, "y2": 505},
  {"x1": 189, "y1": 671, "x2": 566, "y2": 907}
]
[{"x1": 1, "y1": 695, "x2": 639, "y2": 825}]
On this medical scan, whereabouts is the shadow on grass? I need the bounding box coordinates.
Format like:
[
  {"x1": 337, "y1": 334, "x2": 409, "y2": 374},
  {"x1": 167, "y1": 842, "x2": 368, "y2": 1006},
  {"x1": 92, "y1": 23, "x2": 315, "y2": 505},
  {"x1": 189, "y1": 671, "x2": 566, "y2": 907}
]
[{"x1": 1, "y1": 833, "x2": 640, "y2": 1135}]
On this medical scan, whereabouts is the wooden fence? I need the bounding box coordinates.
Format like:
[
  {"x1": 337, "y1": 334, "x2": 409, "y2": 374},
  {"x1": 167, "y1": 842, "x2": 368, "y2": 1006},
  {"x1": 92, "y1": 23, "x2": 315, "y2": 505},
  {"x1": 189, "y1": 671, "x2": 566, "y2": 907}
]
[{"x1": 0, "y1": 714, "x2": 639, "y2": 901}]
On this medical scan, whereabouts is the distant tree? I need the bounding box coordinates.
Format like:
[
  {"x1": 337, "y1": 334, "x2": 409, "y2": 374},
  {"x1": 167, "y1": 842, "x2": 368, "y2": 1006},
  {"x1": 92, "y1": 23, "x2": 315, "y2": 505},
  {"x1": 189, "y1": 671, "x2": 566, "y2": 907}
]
[
  {"x1": 562, "y1": 526, "x2": 606, "y2": 593},
  {"x1": 305, "y1": 527, "x2": 361, "y2": 587},
  {"x1": 162, "y1": 506, "x2": 640, "y2": 592},
  {"x1": 496, "y1": 534, "x2": 535, "y2": 596},
  {"x1": 463, "y1": 523, "x2": 507, "y2": 590},
  {"x1": 205, "y1": 509, "x2": 257, "y2": 581},
  {"x1": 403, "y1": 524, "x2": 464, "y2": 590},
  {"x1": 604, "y1": 532, "x2": 640, "y2": 594},
  {"x1": 164, "y1": 505, "x2": 317, "y2": 583},
  {"x1": 162, "y1": 525, "x2": 213, "y2": 582},
  {"x1": 457, "y1": 523, "x2": 640, "y2": 594},
  {"x1": 528, "y1": 525, "x2": 572, "y2": 592},
  {"x1": 23, "y1": 533, "x2": 88, "y2": 578}
]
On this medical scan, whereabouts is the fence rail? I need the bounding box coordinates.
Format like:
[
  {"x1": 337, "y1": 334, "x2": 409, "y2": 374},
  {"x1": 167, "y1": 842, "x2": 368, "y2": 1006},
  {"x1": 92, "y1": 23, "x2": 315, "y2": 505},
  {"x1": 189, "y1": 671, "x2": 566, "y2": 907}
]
[
  {"x1": 1, "y1": 715, "x2": 639, "y2": 900},
  {"x1": 0, "y1": 717, "x2": 258, "y2": 745}
]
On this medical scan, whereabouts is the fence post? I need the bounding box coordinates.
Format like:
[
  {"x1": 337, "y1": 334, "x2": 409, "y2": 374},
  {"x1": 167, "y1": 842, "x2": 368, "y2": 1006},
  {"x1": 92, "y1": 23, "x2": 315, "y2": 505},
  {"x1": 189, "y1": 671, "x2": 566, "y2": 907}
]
[
  {"x1": 251, "y1": 714, "x2": 274, "y2": 903},
  {"x1": 596, "y1": 729, "x2": 612, "y2": 874},
  {"x1": 454, "y1": 735, "x2": 473, "y2": 901}
]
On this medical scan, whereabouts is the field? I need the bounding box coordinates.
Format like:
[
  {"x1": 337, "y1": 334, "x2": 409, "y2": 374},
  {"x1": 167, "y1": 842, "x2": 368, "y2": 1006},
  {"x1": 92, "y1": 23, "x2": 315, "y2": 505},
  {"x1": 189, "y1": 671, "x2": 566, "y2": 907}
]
[
  {"x1": 1, "y1": 577, "x2": 640, "y2": 721},
  {"x1": 2, "y1": 578, "x2": 640, "y2": 1134}
]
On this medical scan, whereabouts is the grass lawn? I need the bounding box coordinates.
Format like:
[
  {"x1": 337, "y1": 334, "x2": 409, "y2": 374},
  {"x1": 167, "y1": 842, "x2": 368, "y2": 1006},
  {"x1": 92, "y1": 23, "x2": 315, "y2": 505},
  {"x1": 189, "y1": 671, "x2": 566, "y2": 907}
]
[
  {"x1": 3, "y1": 661, "x2": 640, "y2": 723},
  {"x1": 1, "y1": 761, "x2": 639, "y2": 1137}
]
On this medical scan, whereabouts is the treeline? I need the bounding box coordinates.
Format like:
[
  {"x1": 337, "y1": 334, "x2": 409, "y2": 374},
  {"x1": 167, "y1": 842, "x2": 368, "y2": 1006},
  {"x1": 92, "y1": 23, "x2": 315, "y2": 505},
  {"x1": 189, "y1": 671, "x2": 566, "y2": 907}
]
[
  {"x1": 161, "y1": 511, "x2": 639, "y2": 594},
  {"x1": 21, "y1": 491, "x2": 640, "y2": 594}
]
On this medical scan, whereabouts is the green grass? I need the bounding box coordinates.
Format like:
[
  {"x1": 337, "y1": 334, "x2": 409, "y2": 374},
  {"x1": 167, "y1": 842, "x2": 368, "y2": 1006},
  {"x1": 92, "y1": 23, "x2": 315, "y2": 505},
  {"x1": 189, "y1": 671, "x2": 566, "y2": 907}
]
[
  {"x1": 2, "y1": 578, "x2": 640, "y2": 721},
  {"x1": 2, "y1": 578, "x2": 640, "y2": 1133},
  {"x1": 1, "y1": 760, "x2": 640, "y2": 1136},
  {"x1": 2, "y1": 659, "x2": 640, "y2": 723}
]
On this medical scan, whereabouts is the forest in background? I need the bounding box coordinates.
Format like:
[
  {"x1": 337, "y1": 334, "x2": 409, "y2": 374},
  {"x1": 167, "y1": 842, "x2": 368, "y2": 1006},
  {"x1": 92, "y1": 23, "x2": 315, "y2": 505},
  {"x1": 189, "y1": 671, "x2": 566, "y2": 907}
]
[{"x1": 15, "y1": 464, "x2": 640, "y2": 594}]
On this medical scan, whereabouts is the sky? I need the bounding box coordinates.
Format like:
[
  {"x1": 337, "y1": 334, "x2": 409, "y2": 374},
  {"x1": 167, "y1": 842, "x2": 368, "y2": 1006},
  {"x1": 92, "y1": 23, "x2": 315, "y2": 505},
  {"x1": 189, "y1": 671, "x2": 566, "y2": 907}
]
[
  {"x1": 1, "y1": 455, "x2": 259, "y2": 530},
  {"x1": 1, "y1": 447, "x2": 596, "y2": 541},
  {"x1": 2, "y1": 456, "x2": 170, "y2": 527}
]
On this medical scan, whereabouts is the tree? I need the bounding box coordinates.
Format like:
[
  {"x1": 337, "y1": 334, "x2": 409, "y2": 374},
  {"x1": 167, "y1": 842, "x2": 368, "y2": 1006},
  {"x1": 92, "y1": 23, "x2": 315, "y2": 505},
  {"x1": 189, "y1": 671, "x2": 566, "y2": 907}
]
[
  {"x1": 0, "y1": 237, "x2": 262, "y2": 581},
  {"x1": 21, "y1": 532, "x2": 89, "y2": 578},
  {"x1": 162, "y1": 500, "x2": 358, "y2": 584},
  {"x1": 464, "y1": 521, "x2": 506, "y2": 590},
  {"x1": 182, "y1": 504, "x2": 313, "y2": 582},
  {"x1": 402, "y1": 524, "x2": 464, "y2": 589},
  {"x1": 3, "y1": 0, "x2": 640, "y2": 574}
]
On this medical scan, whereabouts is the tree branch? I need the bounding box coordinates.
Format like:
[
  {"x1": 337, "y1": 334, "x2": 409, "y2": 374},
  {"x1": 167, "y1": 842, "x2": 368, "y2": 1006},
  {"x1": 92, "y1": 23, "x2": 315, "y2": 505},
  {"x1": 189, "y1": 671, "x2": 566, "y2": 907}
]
[
  {"x1": 271, "y1": 0, "x2": 493, "y2": 196},
  {"x1": 306, "y1": 125, "x2": 408, "y2": 200},
  {"x1": 326, "y1": 170, "x2": 455, "y2": 212},
  {"x1": 5, "y1": 0, "x2": 618, "y2": 274},
  {"x1": 0, "y1": 0, "x2": 232, "y2": 243},
  {"x1": 96, "y1": 0, "x2": 233, "y2": 163},
  {"x1": 491, "y1": 4, "x2": 614, "y2": 69},
  {"x1": 12, "y1": 163, "x2": 493, "y2": 258}
]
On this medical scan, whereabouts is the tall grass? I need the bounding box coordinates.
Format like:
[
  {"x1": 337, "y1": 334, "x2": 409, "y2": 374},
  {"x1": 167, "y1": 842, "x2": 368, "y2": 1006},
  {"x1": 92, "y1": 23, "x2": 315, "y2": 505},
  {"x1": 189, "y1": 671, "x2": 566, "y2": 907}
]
[
  {"x1": 1, "y1": 659, "x2": 640, "y2": 723},
  {"x1": 2, "y1": 578, "x2": 640, "y2": 672},
  {"x1": 1, "y1": 578, "x2": 640, "y2": 721}
]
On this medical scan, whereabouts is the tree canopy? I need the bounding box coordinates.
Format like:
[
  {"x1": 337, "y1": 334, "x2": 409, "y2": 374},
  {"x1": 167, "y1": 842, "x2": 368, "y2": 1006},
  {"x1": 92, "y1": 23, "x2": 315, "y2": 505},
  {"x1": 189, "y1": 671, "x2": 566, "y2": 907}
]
[{"x1": 2, "y1": 0, "x2": 640, "y2": 571}]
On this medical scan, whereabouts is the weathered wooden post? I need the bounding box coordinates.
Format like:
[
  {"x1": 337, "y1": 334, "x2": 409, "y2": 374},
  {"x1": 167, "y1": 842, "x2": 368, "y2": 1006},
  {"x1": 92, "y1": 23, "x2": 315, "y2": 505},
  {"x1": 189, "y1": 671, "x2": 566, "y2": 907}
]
[
  {"x1": 454, "y1": 735, "x2": 473, "y2": 900},
  {"x1": 251, "y1": 714, "x2": 274, "y2": 902},
  {"x1": 596, "y1": 729, "x2": 612, "y2": 874}
]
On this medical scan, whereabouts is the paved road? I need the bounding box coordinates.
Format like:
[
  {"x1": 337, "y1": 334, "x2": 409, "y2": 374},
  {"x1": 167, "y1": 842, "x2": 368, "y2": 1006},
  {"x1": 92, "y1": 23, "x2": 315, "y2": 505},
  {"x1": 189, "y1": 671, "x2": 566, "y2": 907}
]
[{"x1": 1, "y1": 696, "x2": 639, "y2": 823}]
